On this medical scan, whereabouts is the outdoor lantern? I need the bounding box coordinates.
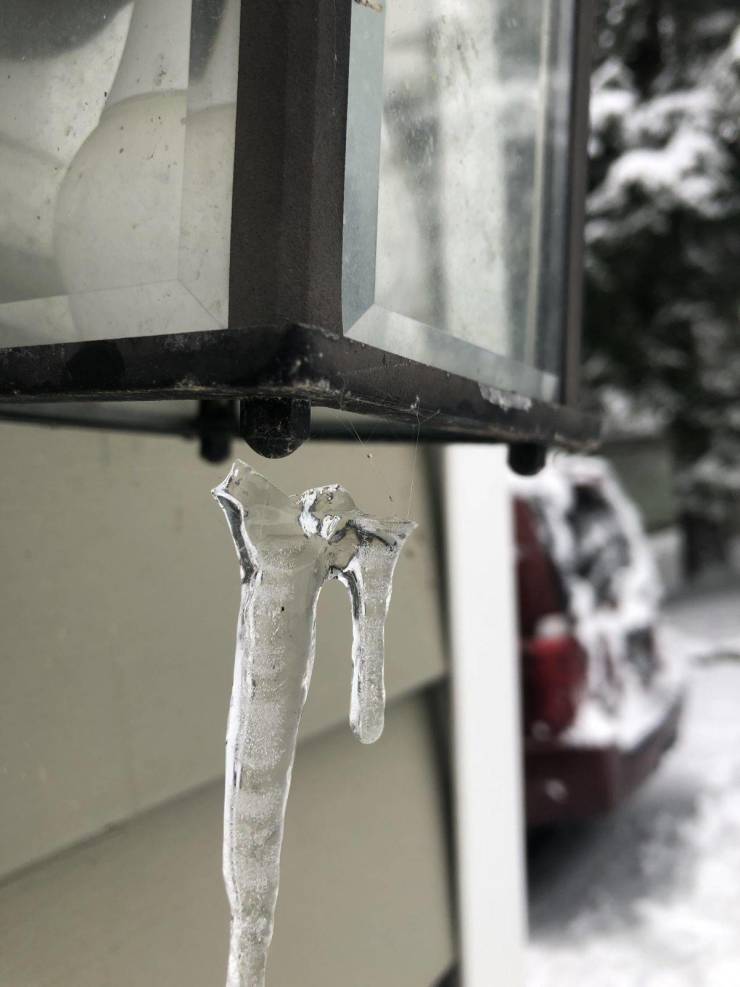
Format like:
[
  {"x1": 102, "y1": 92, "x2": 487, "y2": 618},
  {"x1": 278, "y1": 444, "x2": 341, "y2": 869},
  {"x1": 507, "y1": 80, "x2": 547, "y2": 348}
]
[{"x1": 0, "y1": 0, "x2": 598, "y2": 466}]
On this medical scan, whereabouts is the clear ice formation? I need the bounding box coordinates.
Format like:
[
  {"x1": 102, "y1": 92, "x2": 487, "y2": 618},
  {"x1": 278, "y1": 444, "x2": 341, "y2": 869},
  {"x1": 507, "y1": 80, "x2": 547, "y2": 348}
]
[{"x1": 212, "y1": 461, "x2": 416, "y2": 987}]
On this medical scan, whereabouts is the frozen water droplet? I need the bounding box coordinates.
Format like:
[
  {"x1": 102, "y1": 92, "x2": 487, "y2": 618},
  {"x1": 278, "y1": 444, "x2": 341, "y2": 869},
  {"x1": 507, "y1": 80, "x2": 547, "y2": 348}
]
[{"x1": 213, "y1": 461, "x2": 415, "y2": 986}]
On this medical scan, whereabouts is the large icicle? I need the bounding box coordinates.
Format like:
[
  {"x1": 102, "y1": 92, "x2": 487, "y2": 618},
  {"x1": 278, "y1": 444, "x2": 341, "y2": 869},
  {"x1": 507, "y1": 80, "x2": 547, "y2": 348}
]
[{"x1": 212, "y1": 461, "x2": 415, "y2": 987}]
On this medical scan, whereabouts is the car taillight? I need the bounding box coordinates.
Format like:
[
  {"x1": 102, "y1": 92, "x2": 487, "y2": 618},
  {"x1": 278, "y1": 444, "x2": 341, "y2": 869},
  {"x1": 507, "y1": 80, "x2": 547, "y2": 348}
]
[{"x1": 523, "y1": 623, "x2": 587, "y2": 738}]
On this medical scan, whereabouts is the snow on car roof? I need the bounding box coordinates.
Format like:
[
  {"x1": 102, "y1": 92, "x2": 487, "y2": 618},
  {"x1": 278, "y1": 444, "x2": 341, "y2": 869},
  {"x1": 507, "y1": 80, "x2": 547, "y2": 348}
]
[{"x1": 511, "y1": 455, "x2": 685, "y2": 749}]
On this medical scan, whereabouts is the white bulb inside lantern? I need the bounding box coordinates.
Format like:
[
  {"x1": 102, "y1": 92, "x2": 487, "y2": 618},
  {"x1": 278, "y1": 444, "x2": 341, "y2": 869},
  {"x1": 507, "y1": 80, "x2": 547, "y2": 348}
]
[
  {"x1": 54, "y1": 0, "x2": 190, "y2": 299},
  {"x1": 53, "y1": 0, "x2": 240, "y2": 338}
]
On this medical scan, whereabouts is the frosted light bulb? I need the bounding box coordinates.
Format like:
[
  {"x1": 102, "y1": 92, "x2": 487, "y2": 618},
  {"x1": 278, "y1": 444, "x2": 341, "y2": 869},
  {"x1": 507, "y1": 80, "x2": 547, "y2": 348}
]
[
  {"x1": 0, "y1": 3, "x2": 132, "y2": 306},
  {"x1": 54, "y1": 90, "x2": 187, "y2": 296},
  {"x1": 53, "y1": 0, "x2": 239, "y2": 333},
  {"x1": 54, "y1": 0, "x2": 191, "y2": 300},
  {"x1": 106, "y1": 0, "x2": 191, "y2": 106}
]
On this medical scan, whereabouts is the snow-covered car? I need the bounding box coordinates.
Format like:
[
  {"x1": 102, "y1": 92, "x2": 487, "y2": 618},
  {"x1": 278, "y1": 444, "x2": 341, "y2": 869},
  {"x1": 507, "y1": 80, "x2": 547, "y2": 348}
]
[{"x1": 511, "y1": 457, "x2": 685, "y2": 826}]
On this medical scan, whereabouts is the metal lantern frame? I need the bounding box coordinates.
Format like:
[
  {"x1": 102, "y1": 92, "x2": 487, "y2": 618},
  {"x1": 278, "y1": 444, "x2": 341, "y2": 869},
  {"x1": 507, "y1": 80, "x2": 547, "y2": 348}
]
[{"x1": 0, "y1": 0, "x2": 598, "y2": 458}]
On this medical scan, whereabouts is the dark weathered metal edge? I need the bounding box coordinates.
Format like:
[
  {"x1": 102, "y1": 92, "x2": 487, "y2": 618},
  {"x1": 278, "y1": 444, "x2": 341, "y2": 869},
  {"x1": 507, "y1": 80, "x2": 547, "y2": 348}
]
[{"x1": 0, "y1": 325, "x2": 601, "y2": 449}]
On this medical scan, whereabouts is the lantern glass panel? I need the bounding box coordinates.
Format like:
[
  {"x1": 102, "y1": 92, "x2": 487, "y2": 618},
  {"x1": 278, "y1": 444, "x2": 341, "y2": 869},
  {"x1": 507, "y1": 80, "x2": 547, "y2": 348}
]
[
  {"x1": 343, "y1": 0, "x2": 575, "y2": 401},
  {"x1": 0, "y1": 0, "x2": 240, "y2": 348}
]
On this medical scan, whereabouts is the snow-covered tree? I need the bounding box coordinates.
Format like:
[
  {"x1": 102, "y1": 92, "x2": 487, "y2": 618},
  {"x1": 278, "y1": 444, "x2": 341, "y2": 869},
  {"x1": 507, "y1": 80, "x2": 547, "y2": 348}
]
[{"x1": 584, "y1": 1, "x2": 740, "y2": 552}]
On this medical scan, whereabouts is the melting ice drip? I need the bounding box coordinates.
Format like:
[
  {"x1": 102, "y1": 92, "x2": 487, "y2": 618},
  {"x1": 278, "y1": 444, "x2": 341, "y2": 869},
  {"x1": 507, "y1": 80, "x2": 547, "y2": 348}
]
[{"x1": 212, "y1": 461, "x2": 416, "y2": 987}]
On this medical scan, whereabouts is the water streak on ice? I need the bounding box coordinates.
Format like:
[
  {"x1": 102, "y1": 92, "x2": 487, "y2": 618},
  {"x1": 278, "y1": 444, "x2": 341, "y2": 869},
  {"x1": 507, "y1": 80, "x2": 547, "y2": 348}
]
[{"x1": 212, "y1": 461, "x2": 415, "y2": 987}]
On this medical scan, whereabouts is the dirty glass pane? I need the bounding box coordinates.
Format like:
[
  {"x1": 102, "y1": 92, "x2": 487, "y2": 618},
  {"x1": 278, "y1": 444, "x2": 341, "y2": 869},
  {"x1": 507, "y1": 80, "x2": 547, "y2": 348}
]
[
  {"x1": 0, "y1": 0, "x2": 240, "y2": 347},
  {"x1": 343, "y1": 0, "x2": 575, "y2": 400}
]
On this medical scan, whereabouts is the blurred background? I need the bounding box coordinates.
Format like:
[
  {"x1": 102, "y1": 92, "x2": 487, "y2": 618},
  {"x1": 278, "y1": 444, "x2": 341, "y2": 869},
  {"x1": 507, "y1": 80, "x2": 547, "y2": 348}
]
[
  {"x1": 528, "y1": 3, "x2": 740, "y2": 985},
  {"x1": 585, "y1": 0, "x2": 740, "y2": 576}
]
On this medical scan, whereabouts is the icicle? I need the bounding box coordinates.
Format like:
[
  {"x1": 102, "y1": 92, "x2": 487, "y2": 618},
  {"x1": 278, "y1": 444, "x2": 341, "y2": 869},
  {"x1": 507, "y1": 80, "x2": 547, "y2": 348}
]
[{"x1": 212, "y1": 461, "x2": 415, "y2": 987}]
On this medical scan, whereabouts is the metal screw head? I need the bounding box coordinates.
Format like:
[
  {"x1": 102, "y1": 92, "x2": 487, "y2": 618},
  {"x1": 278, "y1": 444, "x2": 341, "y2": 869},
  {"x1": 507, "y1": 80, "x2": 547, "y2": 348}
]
[
  {"x1": 508, "y1": 442, "x2": 547, "y2": 477},
  {"x1": 239, "y1": 398, "x2": 312, "y2": 459}
]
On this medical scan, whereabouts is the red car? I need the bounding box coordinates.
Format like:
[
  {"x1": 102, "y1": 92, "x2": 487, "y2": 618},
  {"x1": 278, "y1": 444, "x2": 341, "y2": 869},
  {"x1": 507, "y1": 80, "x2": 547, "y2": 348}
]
[{"x1": 512, "y1": 457, "x2": 684, "y2": 827}]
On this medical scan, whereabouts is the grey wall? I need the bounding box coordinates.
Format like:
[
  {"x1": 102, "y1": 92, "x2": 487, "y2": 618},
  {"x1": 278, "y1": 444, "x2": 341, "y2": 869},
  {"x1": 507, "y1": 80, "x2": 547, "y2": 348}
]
[
  {"x1": 0, "y1": 692, "x2": 454, "y2": 987},
  {"x1": 0, "y1": 421, "x2": 454, "y2": 986}
]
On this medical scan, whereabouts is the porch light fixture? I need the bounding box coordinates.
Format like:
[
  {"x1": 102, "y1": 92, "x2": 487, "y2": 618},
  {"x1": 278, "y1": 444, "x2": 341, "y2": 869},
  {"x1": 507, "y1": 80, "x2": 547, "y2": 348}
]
[{"x1": 0, "y1": 0, "x2": 597, "y2": 465}]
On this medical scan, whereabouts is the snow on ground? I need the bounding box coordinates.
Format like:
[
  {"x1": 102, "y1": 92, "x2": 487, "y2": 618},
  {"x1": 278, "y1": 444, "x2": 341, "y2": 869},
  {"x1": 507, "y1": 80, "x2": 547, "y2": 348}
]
[{"x1": 527, "y1": 583, "x2": 740, "y2": 987}]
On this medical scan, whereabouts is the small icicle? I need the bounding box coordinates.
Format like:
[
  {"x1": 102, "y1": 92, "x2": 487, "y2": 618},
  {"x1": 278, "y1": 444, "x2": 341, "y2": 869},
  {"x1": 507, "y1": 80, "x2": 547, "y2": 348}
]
[
  {"x1": 339, "y1": 520, "x2": 415, "y2": 744},
  {"x1": 213, "y1": 462, "x2": 415, "y2": 987}
]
